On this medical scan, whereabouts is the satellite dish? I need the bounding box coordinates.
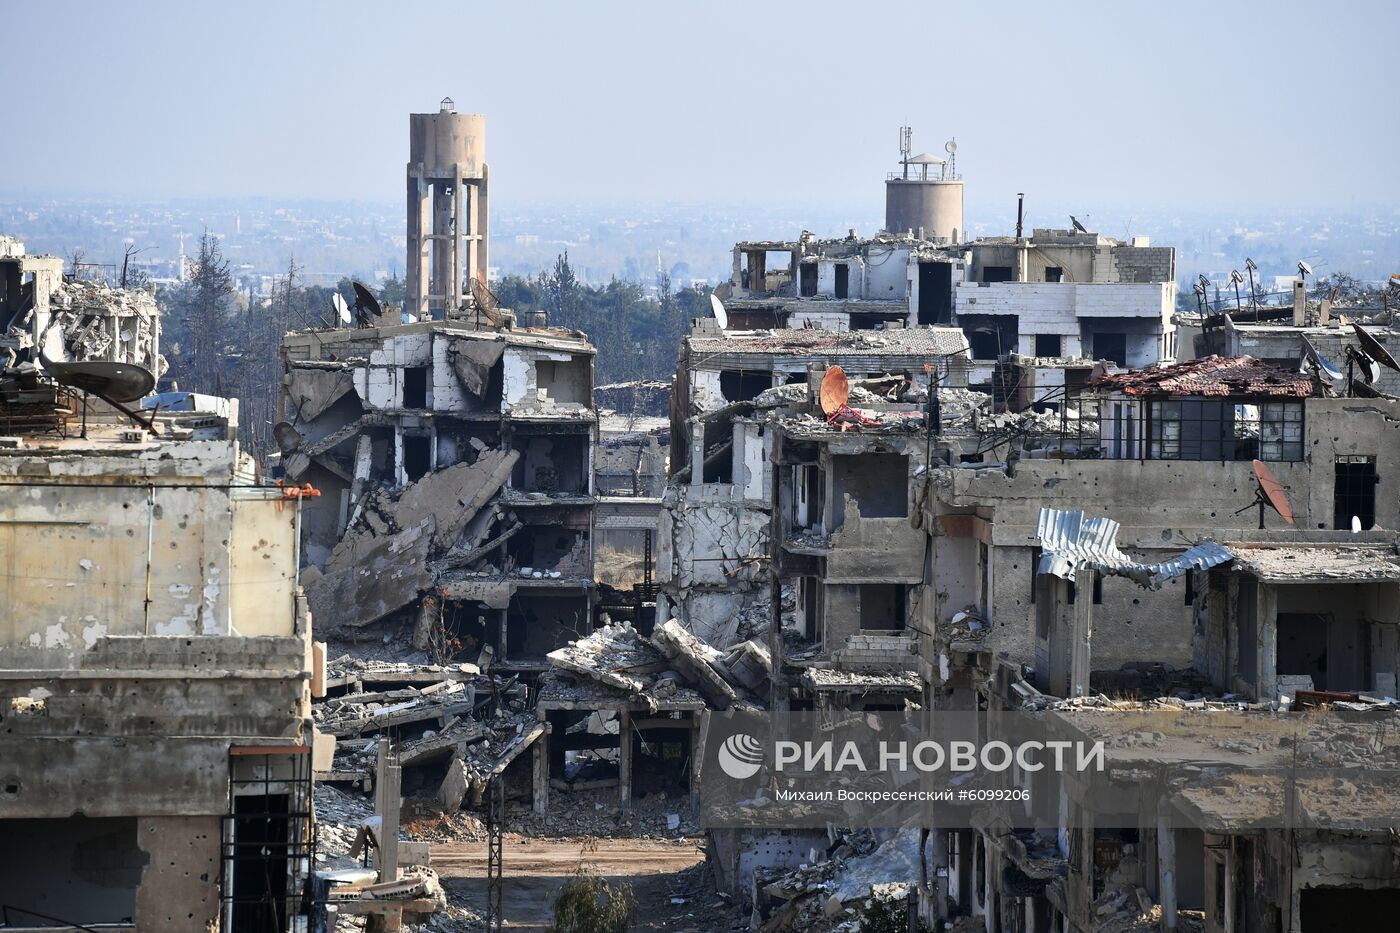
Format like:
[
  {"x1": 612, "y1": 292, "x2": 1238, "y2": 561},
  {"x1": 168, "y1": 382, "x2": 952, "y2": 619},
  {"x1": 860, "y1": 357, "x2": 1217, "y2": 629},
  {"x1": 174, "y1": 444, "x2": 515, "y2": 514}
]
[
  {"x1": 944, "y1": 139, "x2": 957, "y2": 155},
  {"x1": 1297, "y1": 261, "x2": 1313, "y2": 278},
  {"x1": 273, "y1": 421, "x2": 303, "y2": 454},
  {"x1": 1250, "y1": 459, "x2": 1294, "y2": 527},
  {"x1": 351, "y1": 281, "x2": 382, "y2": 327},
  {"x1": 1353, "y1": 323, "x2": 1400, "y2": 372},
  {"x1": 332, "y1": 292, "x2": 352, "y2": 326},
  {"x1": 1349, "y1": 379, "x2": 1395, "y2": 399},
  {"x1": 818, "y1": 365, "x2": 850, "y2": 415},
  {"x1": 42, "y1": 360, "x2": 155, "y2": 403},
  {"x1": 1347, "y1": 347, "x2": 1381, "y2": 384},
  {"x1": 1301, "y1": 336, "x2": 1344, "y2": 383},
  {"x1": 1245, "y1": 258, "x2": 1258, "y2": 273},
  {"x1": 709, "y1": 293, "x2": 728, "y2": 330},
  {"x1": 1229, "y1": 269, "x2": 1245, "y2": 285}
]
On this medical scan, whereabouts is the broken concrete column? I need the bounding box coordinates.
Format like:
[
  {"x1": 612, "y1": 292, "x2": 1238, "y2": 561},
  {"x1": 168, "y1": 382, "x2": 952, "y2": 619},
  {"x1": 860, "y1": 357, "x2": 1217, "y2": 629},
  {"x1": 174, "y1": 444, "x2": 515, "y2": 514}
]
[
  {"x1": 533, "y1": 737, "x2": 549, "y2": 816},
  {"x1": 619, "y1": 709, "x2": 633, "y2": 811},
  {"x1": 1068, "y1": 568, "x2": 1095, "y2": 699},
  {"x1": 438, "y1": 758, "x2": 469, "y2": 812},
  {"x1": 1157, "y1": 797, "x2": 1177, "y2": 932},
  {"x1": 1257, "y1": 585, "x2": 1278, "y2": 702},
  {"x1": 375, "y1": 739, "x2": 402, "y2": 883}
]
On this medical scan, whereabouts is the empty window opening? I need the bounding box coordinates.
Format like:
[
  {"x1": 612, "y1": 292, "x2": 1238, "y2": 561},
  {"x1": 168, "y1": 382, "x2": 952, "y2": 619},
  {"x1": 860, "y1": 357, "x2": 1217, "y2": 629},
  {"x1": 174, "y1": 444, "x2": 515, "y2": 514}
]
[
  {"x1": 1277, "y1": 612, "x2": 1330, "y2": 690},
  {"x1": 439, "y1": 599, "x2": 493, "y2": 661},
  {"x1": 402, "y1": 366, "x2": 429, "y2": 409},
  {"x1": 546, "y1": 709, "x2": 621, "y2": 787},
  {"x1": 799, "y1": 263, "x2": 818, "y2": 297},
  {"x1": 1300, "y1": 887, "x2": 1400, "y2": 932},
  {"x1": 632, "y1": 723, "x2": 693, "y2": 798},
  {"x1": 917, "y1": 261, "x2": 953, "y2": 325},
  {"x1": 832, "y1": 452, "x2": 908, "y2": 523},
  {"x1": 1334, "y1": 455, "x2": 1377, "y2": 530},
  {"x1": 506, "y1": 594, "x2": 590, "y2": 659},
  {"x1": 719, "y1": 369, "x2": 771, "y2": 404},
  {"x1": 859, "y1": 583, "x2": 907, "y2": 631},
  {"x1": 969, "y1": 330, "x2": 1001, "y2": 361},
  {"x1": 535, "y1": 358, "x2": 590, "y2": 406},
  {"x1": 982, "y1": 265, "x2": 1014, "y2": 283},
  {"x1": 512, "y1": 431, "x2": 589, "y2": 495},
  {"x1": 802, "y1": 577, "x2": 822, "y2": 643},
  {"x1": 1045, "y1": 266, "x2": 1064, "y2": 282},
  {"x1": 402, "y1": 434, "x2": 432, "y2": 482},
  {"x1": 0, "y1": 816, "x2": 144, "y2": 926},
  {"x1": 1094, "y1": 332, "x2": 1128, "y2": 366},
  {"x1": 508, "y1": 525, "x2": 588, "y2": 577},
  {"x1": 1034, "y1": 333, "x2": 1063, "y2": 358},
  {"x1": 963, "y1": 315, "x2": 1018, "y2": 362},
  {"x1": 834, "y1": 264, "x2": 850, "y2": 299},
  {"x1": 230, "y1": 793, "x2": 290, "y2": 933}
]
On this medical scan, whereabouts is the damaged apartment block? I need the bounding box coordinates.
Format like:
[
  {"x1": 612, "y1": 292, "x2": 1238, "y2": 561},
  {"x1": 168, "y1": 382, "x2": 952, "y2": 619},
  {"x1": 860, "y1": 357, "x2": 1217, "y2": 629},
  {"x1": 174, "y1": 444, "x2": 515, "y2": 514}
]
[
  {"x1": 661, "y1": 321, "x2": 975, "y2": 713},
  {"x1": 280, "y1": 315, "x2": 599, "y2": 672},
  {"x1": 911, "y1": 352, "x2": 1400, "y2": 932},
  {"x1": 0, "y1": 339, "x2": 320, "y2": 926}
]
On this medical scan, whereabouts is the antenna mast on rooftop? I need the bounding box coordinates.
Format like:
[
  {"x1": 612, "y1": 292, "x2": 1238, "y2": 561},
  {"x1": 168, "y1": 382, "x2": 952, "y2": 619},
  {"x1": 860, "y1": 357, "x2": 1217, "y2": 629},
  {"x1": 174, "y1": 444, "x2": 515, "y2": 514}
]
[{"x1": 899, "y1": 126, "x2": 912, "y2": 180}]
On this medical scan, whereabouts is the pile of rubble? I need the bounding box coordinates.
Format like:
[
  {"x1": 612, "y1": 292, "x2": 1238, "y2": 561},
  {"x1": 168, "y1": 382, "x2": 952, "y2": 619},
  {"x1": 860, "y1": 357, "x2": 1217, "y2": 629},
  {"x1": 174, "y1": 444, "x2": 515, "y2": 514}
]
[
  {"x1": 316, "y1": 657, "x2": 544, "y2": 812},
  {"x1": 301, "y1": 449, "x2": 522, "y2": 635},
  {"x1": 546, "y1": 620, "x2": 770, "y2": 711},
  {"x1": 750, "y1": 828, "x2": 925, "y2": 932},
  {"x1": 314, "y1": 784, "x2": 475, "y2": 931}
]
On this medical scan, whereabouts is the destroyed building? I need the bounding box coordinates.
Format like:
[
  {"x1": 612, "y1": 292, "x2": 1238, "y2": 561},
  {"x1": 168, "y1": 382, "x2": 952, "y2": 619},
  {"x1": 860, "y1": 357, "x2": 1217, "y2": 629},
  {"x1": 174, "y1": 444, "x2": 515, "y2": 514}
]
[
  {"x1": 906, "y1": 347, "x2": 1400, "y2": 930},
  {"x1": 0, "y1": 382, "x2": 320, "y2": 928},
  {"x1": 660, "y1": 321, "x2": 974, "y2": 652},
  {"x1": 280, "y1": 317, "x2": 600, "y2": 671},
  {"x1": 1, "y1": 236, "x2": 163, "y2": 375}
]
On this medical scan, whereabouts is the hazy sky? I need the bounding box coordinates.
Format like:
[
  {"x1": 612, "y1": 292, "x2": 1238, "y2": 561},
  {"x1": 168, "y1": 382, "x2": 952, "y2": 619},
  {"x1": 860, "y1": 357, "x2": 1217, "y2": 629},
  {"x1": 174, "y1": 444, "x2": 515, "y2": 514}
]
[{"x1": 4, "y1": 1, "x2": 1397, "y2": 213}]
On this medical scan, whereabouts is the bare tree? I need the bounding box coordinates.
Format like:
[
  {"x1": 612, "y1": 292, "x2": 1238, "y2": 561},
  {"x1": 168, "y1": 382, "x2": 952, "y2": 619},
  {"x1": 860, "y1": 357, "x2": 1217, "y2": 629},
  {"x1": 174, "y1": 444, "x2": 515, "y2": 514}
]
[{"x1": 182, "y1": 232, "x2": 233, "y2": 394}]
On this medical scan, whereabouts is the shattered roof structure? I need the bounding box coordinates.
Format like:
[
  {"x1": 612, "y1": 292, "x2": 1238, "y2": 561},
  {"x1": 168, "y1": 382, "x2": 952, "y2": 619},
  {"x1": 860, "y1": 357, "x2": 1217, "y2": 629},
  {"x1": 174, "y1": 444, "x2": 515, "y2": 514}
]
[
  {"x1": 1089, "y1": 355, "x2": 1313, "y2": 398},
  {"x1": 1036, "y1": 507, "x2": 1232, "y2": 588},
  {"x1": 801, "y1": 668, "x2": 923, "y2": 693},
  {"x1": 687, "y1": 326, "x2": 971, "y2": 362},
  {"x1": 1227, "y1": 544, "x2": 1400, "y2": 583}
]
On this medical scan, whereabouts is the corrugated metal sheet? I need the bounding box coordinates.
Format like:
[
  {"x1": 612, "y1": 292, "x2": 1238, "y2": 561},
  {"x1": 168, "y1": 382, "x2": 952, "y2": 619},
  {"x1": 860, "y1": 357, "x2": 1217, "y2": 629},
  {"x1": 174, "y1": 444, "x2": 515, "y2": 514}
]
[{"x1": 1035, "y1": 507, "x2": 1232, "y2": 589}]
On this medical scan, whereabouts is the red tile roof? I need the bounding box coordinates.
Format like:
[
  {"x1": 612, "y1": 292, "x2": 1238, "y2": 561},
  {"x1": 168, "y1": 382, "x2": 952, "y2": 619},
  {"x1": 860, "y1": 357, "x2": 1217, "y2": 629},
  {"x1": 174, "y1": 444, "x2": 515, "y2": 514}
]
[{"x1": 1089, "y1": 356, "x2": 1314, "y2": 398}]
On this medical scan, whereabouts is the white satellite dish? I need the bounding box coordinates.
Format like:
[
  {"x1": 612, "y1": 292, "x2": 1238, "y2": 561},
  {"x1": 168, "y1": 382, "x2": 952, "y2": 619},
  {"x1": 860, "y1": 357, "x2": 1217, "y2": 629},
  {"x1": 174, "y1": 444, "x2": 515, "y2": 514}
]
[
  {"x1": 710, "y1": 293, "x2": 729, "y2": 330},
  {"x1": 1301, "y1": 336, "x2": 1344, "y2": 382},
  {"x1": 332, "y1": 292, "x2": 352, "y2": 325},
  {"x1": 945, "y1": 139, "x2": 957, "y2": 154},
  {"x1": 1298, "y1": 260, "x2": 1313, "y2": 278}
]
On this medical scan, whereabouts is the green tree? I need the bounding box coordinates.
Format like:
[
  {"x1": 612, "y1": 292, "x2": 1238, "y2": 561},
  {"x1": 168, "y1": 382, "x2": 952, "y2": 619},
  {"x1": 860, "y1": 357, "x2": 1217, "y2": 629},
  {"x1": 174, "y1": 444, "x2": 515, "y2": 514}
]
[{"x1": 548, "y1": 865, "x2": 636, "y2": 933}]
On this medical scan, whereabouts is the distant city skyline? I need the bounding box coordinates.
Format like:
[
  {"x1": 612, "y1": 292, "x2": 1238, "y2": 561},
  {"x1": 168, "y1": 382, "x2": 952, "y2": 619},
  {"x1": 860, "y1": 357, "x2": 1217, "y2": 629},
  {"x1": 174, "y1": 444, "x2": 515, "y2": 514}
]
[{"x1": 4, "y1": 1, "x2": 1398, "y2": 212}]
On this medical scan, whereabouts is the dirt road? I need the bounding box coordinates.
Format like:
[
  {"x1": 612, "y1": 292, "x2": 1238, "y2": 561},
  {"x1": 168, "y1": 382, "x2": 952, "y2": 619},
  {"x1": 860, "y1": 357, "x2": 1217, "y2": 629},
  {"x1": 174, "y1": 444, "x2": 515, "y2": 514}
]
[{"x1": 432, "y1": 834, "x2": 728, "y2": 930}]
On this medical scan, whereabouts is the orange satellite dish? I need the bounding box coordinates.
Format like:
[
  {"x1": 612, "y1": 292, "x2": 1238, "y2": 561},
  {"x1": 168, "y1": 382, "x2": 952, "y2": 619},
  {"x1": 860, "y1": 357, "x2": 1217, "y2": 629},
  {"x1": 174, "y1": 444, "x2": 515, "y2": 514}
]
[
  {"x1": 1252, "y1": 459, "x2": 1294, "y2": 526},
  {"x1": 819, "y1": 366, "x2": 849, "y2": 415}
]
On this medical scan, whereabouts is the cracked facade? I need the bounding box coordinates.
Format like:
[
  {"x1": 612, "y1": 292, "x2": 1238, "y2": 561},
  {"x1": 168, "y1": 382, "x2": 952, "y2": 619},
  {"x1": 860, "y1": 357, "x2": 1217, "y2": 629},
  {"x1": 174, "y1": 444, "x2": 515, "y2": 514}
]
[{"x1": 0, "y1": 344, "x2": 317, "y2": 926}]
